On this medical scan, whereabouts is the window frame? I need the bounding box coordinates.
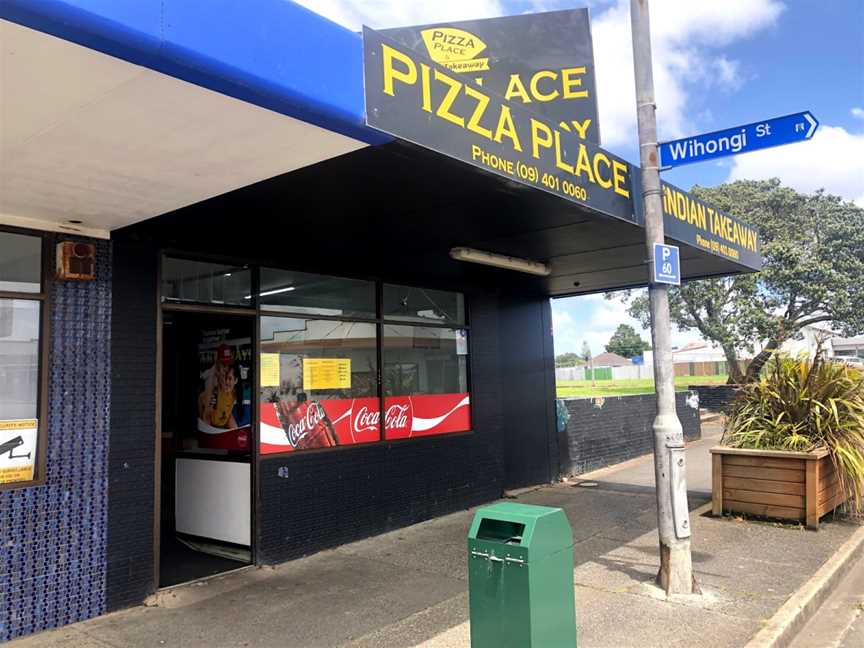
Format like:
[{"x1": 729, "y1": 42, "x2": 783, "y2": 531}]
[
  {"x1": 159, "y1": 254, "x2": 474, "y2": 457},
  {"x1": 0, "y1": 225, "x2": 51, "y2": 491},
  {"x1": 256, "y1": 274, "x2": 472, "y2": 456}
]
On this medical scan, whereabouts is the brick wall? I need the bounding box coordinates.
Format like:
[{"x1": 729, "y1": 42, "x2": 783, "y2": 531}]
[
  {"x1": 1, "y1": 236, "x2": 111, "y2": 641},
  {"x1": 560, "y1": 391, "x2": 701, "y2": 476}
]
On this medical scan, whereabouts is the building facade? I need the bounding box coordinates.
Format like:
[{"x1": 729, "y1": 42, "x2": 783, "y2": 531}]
[{"x1": 0, "y1": 0, "x2": 761, "y2": 641}]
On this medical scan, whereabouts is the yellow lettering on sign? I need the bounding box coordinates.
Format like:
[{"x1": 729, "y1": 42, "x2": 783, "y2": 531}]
[
  {"x1": 464, "y1": 84, "x2": 493, "y2": 139},
  {"x1": 573, "y1": 144, "x2": 596, "y2": 184},
  {"x1": 420, "y1": 63, "x2": 432, "y2": 113},
  {"x1": 570, "y1": 118, "x2": 592, "y2": 140},
  {"x1": 561, "y1": 67, "x2": 589, "y2": 98},
  {"x1": 553, "y1": 131, "x2": 574, "y2": 174},
  {"x1": 531, "y1": 118, "x2": 553, "y2": 159},
  {"x1": 530, "y1": 70, "x2": 559, "y2": 102},
  {"x1": 434, "y1": 69, "x2": 465, "y2": 127},
  {"x1": 592, "y1": 152, "x2": 612, "y2": 189},
  {"x1": 493, "y1": 105, "x2": 522, "y2": 151},
  {"x1": 382, "y1": 43, "x2": 417, "y2": 96},
  {"x1": 505, "y1": 73, "x2": 532, "y2": 103},
  {"x1": 612, "y1": 160, "x2": 630, "y2": 198}
]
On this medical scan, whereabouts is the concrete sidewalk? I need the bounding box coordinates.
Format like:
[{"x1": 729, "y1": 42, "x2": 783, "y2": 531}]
[{"x1": 11, "y1": 424, "x2": 862, "y2": 648}]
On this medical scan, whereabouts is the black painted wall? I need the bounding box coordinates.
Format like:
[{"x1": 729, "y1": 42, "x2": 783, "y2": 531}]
[
  {"x1": 107, "y1": 252, "x2": 558, "y2": 592},
  {"x1": 499, "y1": 296, "x2": 559, "y2": 489},
  {"x1": 257, "y1": 292, "x2": 506, "y2": 564},
  {"x1": 561, "y1": 391, "x2": 702, "y2": 476},
  {"x1": 106, "y1": 236, "x2": 158, "y2": 611},
  {"x1": 689, "y1": 384, "x2": 739, "y2": 412}
]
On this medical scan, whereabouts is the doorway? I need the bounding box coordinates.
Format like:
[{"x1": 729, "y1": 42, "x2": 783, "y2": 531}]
[{"x1": 159, "y1": 310, "x2": 254, "y2": 587}]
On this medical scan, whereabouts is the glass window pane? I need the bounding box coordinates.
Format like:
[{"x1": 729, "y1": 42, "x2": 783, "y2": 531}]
[
  {"x1": 0, "y1": 232, "x2": 41, "y2": 293},
  {"x1": 382, "y1": 325, "x2": 470, "y2": 439},
  {"x1": 0, "y1": 299, "x2": 40, "y2": 419},
  {"x1": 259, "y1": 317, "x2": 379, "y2": 453},
  {"x1": 259, "y1": 268, "x2": 375, "y2": 318},
  {"x1": 161, "y1": 257, "x2": 251, "y2": 306},
  {"x1": 383, "y1": 284, "x2": 465, "y2": 325}
]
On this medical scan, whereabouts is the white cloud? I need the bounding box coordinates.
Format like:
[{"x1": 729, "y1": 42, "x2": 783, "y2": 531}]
[
  {"x1": 590, "y1": 0, "x2": 784, "y2": 147},
  {"x1": 727, "y1": 125, "x2": 864, "y2": 206},
  {"x1": 551, "y1": 291, "x2": 702, "y2": 356},
  {"x1": 292, "y1": 0, "x2": 505, "y2": 30},
  {"x1": 852, "y1": 107, "x2": 864, "y2": 120}
]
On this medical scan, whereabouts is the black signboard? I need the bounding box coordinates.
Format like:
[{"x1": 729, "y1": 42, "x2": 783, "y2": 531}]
[
  {"x1": 383, "y1": 8, "x2": 601, "y2": 144},
  {"x1": 364, "y1": 26, "x2": 636, "y2": 227},
  {"x1": 362, "y1": 26, "x2": 761, "y2": 271}
]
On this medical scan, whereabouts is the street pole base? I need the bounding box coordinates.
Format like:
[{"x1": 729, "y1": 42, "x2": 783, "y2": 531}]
[{"x1": 656, "y1": 542, "x2": 701, "y2": 596}]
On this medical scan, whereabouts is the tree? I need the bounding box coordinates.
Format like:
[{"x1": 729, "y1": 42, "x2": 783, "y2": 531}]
[
  {"x1": 605, "y1": 324, "x2": 650, "y2": 358},
  {"x1": 622, "y1": 180, "x2": 864, "y2": 383},
  {"x1": 555, "y1": 352, "x2": 583, "y2": 368},
  {"x1": 580, "y1": 341, "x2": 592, "y2": 363}
]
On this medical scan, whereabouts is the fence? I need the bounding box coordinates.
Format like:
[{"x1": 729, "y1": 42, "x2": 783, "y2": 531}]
[{"x1": 555, "y1": 364, "x2": 653, "y2": 381}]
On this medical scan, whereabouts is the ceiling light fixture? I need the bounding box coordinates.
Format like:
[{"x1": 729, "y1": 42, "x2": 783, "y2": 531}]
[
  {"x1": 244, "y1": 285, "x2": 296, "y2": 299},
  {"x1": 449, "y1": 247, "x2": 551, "y2": 276}
]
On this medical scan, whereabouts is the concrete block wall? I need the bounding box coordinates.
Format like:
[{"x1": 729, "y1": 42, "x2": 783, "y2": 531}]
[{"x1": 561, "y1": 391, "x2": 701, "y2": 476}]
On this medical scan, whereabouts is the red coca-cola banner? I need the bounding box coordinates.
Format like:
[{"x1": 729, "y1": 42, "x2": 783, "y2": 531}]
[{"x1": 259, "y1": 393, "x2": 470, "y2": 454}]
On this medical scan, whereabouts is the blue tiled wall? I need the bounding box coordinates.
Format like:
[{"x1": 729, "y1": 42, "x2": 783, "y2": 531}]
[{"x1": 0, "y1": 236, "x2": 112, "y2": 641}]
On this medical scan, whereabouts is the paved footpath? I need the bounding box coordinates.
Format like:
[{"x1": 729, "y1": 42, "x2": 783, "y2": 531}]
[{"x1": 10, "y1": 423, "x2": 862, "y2": 648}]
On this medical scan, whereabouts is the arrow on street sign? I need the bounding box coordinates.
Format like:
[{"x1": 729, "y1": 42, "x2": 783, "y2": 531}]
[{"x1": 659, "y1": 111, "x2": 819, "y2": 170}]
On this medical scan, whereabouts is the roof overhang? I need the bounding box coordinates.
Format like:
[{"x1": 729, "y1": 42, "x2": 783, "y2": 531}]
[
  {"x1": 125, "y1": 142, "x2": 755, "y2": 298},
  {"x1": 1, "y1": 0, "x2": 389, "y2": 237}
]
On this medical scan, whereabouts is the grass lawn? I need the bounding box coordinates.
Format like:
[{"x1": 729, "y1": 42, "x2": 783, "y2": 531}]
[{"x1": 556, "y1": 374, "x2": 728, "y2": 398}]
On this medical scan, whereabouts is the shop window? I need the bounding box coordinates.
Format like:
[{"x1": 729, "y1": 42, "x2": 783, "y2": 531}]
[
  {"x1": 259, "y1": 268, "x2": 375, "y2": 319},
  {"x1": 0, "y1": 231, "x2": 42, "y2": 293},
  {"x1": 259, "y1": 317, "x2": 379, "y2": 453},
  {"x1": 162, "y1": 256, "x2": 251, "y2": 306},
  {"x1": 383, "y1": 284, "x2": 465, "y2": 326},
  {"x1": 382, "y1": 325, "x2": 470, "y2": 440},
  {"x1": 0, "y1": 230, "x2": 45, "y2": 489}
]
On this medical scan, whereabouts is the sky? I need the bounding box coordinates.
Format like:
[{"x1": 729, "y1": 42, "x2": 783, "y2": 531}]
[{"x1": 295, "y1": 0, "x2": 864, "y2": 356}]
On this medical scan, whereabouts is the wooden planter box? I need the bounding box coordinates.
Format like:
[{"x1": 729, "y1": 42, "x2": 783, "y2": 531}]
[{"x1": 711, "y1": 446, "x2": 847, "y2": 529}]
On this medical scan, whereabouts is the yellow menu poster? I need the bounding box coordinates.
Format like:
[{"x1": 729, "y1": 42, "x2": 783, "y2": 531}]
[
  {"x1": 303, "y1": 358, "x2": 351, "y2": 390},
  {"x1": 260, "y1": 353, "x2": 281, "y2": 387}
]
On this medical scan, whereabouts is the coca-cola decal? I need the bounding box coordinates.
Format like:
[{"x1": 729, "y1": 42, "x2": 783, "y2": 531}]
[{"x1": 260, "y1": 393, "x2": 470, "y2": 454}]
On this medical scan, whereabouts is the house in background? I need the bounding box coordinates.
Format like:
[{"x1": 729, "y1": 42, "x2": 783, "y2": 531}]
[
  {"x1": 830, "y1": 336, "x2": 864, "y2": 364},
  {"x1": 591, "y1": 352, "x2": 632, "y2": 367}
]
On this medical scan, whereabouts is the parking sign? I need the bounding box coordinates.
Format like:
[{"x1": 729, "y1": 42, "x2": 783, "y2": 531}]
[{"x1": 653, "y1": 243, "x2": 680, "y2": 285}]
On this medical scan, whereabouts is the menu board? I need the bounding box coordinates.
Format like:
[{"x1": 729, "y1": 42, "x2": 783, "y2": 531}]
[{"x1": 303, "y1": 358, "x2": 351, "y2": 390}]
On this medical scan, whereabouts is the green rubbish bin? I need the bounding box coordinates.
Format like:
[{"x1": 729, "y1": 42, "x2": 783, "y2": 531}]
[{"x1": 467, "y1": 502, "x2": 577, "y2": 648}]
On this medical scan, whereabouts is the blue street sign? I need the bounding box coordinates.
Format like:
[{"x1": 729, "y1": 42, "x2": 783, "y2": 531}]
[
  {"x1": 653, "y1": 243, "x2": 680, "y2": 285},
  {"x1": 659, "y1": 111, "x2": 818, "y2": 169}
]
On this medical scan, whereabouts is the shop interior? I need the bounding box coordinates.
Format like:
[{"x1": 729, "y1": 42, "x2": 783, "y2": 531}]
[{"x1": 159, "y1": 310, "x2": 254, "y2": 587}]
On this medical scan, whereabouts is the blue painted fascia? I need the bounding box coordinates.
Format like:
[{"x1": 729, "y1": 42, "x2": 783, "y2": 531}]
[{"x1": 0, "y1": 0, "x2": 392, "y2": 145}]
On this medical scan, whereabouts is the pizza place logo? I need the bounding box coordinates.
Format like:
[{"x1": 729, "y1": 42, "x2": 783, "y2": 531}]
[{"x1": 420, "y1": 27, "x2": 490, "y2": 74}]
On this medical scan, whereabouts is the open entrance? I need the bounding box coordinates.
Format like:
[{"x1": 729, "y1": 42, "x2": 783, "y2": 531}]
[{"x1": 159, "y1": 310, "x2": 254, "y2": 587}]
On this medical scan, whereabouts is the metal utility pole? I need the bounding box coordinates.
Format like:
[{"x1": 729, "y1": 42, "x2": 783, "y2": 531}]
[{"x1": 630, "y1": 0, "x2": 697, "y2": 596}]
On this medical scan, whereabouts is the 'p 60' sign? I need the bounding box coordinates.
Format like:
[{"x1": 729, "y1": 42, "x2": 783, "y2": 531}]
[{"x1": 653, "y1": 243, "x2": 680, "y2": 286}]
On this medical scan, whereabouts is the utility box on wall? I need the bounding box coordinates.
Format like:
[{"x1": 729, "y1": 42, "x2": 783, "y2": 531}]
[{"x1": 56, "y1": 241, "x2": 96, "y2": 280}]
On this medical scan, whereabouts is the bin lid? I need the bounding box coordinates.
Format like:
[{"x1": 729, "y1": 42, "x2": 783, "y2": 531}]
[{"x1": 468, "y1": 502, "x2": 573, "y2": 559}]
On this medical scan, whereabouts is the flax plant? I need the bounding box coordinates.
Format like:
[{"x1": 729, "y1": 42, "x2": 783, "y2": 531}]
[{"x1": 723, "y1": 354, "x2": 864, "y2": 511}]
